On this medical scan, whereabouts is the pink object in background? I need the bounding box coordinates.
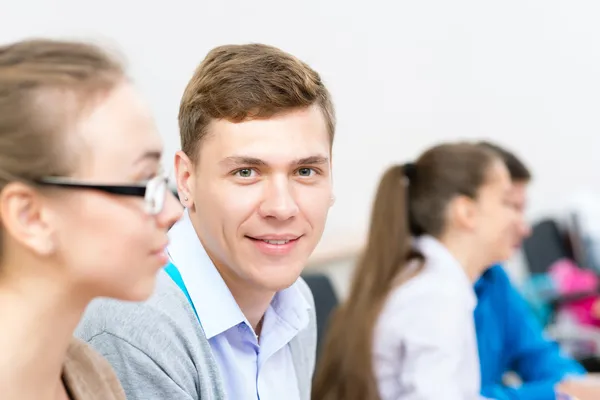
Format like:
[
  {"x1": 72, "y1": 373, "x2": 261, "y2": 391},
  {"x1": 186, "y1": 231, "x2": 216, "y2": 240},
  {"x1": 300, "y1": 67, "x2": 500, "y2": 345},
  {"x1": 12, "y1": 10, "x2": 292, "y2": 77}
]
[{"x1": 549, "y1": 258, "x2": 600, "y2": 327}]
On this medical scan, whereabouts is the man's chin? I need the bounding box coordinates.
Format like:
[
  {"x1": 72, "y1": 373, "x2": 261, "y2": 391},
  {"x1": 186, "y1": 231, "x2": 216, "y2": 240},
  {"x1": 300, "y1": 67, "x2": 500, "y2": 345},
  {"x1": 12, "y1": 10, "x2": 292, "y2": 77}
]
[
  {"x1": 249, "y1": 264, "x2": 304, "y2": 292},
  {"x1": 512, "y1": 243, "x2": 522, "y2": 251}
]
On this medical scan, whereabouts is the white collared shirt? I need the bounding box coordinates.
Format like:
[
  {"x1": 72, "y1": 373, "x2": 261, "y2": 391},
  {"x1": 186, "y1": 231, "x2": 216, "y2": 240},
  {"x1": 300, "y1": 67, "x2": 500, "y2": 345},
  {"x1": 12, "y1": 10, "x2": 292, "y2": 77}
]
[
  {"x1": 373, "y1": 235, "x2": 483, "y2": 400},
  {"x1": 167, "y1": 210, "x2": 310, "y2": 400}
]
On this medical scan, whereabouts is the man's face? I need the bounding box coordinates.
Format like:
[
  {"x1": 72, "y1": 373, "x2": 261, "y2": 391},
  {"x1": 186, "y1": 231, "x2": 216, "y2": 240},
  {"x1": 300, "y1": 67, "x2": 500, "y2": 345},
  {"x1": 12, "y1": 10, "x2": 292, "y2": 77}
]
[
  {"x1": 468, "y1": 160, "x2": 517, "y2": 264},
  {"x1": 178, "y1": 105, "x2": 332, "y2": 293},
  {"x1": 509, "y1": 181, "x2": 531, "y2": 249}
]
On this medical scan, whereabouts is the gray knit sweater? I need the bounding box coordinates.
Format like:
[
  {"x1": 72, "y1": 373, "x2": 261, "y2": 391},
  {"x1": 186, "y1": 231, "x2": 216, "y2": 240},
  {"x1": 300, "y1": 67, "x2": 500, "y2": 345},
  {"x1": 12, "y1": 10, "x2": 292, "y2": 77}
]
[{"x1": 74, "y1": 270, "x2": 317, "y2": 400}]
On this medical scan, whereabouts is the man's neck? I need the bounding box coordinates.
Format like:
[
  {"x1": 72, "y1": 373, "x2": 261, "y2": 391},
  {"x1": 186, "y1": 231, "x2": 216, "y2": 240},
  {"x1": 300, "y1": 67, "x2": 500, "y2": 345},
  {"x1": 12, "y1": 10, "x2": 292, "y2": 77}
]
[
  {"x1": 210, "y1": 261, "x2": 275, "y2": 335},
  {"x1": 224, "y1": 273, "x2": 274, "y2": 336},
  {"x1": 0, "y1": 266, "x2": 89, "y2": 399}
]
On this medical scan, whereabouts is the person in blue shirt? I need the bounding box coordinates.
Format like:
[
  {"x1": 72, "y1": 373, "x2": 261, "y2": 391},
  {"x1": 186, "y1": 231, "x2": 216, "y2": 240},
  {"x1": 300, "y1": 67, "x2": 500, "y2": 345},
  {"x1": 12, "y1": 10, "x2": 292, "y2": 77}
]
[{"x1": 475, "y1": 142, "x2": 600, "y2": 400}]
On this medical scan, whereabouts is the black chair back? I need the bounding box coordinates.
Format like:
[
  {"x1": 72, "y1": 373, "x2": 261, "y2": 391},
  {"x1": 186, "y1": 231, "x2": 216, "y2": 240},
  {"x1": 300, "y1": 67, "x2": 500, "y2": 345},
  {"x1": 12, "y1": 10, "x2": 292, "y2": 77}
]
[
  {"x1": 522, "y1": 218, "x2": 574, "y2": 275},
  {"x1": 302, "y1": 273, "x2": 339, "y2": 360}
]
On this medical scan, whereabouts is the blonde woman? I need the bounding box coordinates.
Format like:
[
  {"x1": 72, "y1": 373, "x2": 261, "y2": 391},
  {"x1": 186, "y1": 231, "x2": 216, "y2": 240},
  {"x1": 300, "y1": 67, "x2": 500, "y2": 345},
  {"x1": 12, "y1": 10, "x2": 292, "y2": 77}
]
[{"x1": 0, "y1": 39, "x2": 182, "y2": 399}]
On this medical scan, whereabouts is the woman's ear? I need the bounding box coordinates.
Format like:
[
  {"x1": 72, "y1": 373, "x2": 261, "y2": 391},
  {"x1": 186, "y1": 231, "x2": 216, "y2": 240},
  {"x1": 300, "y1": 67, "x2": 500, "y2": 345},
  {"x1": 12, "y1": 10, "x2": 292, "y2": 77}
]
[{"x1": 0, "y1": 182, "x2": 56, "y2": 256}]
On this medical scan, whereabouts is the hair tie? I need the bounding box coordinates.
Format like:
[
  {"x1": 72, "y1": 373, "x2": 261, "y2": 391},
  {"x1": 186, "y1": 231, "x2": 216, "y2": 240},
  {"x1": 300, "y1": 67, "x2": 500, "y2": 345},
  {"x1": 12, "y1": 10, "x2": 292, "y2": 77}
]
[{"x1": 402, "y1": 162, "x2": 417, "y2": 182}]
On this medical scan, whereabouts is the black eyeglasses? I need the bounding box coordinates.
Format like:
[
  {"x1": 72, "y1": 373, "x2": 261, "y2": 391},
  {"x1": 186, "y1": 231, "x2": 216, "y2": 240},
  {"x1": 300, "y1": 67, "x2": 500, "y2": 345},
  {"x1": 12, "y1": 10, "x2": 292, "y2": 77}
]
[{"x1": 36, "y1": 174, "x2": 169, "y2": 215}]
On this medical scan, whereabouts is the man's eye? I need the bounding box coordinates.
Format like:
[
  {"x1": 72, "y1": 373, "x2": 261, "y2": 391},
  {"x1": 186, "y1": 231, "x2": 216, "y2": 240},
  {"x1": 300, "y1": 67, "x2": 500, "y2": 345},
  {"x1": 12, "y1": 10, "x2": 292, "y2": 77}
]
[
  {"x1": 297, "y1": 168, "x2": 315, "y2": 177},
  {"x1": 235, "y1": 169, "x2": 256, "y2": 178}
]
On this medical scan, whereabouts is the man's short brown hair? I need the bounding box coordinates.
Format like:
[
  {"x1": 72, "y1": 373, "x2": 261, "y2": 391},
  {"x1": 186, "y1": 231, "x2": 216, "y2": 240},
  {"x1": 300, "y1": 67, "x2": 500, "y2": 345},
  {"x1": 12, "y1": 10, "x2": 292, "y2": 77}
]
[
  {"x1": 178, "y1": 43, "x2": 335, "y2": 161},
  {"x1": 477, "y1": 141, "x2": 532, "y2": 182}
]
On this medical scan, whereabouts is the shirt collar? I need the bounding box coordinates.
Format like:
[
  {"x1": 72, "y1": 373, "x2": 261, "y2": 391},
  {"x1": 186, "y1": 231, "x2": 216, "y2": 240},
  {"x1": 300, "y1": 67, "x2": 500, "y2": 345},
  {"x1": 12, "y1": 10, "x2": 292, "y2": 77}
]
[
  {"x1": 270, "y1": 281, "x2": 311, "y2": 333},
  {"x1": 167, "y1": 210, "x2": 245, "y2": 339},
  {"x1": 415, "y1": 234, "x2": 477, "y2": 309},
  {"x1": 474, "y1": 264, "x2": 500, "y2": 298},
  {"x1": 167, "y1": 210, "x2": 311, "y2": 339}
]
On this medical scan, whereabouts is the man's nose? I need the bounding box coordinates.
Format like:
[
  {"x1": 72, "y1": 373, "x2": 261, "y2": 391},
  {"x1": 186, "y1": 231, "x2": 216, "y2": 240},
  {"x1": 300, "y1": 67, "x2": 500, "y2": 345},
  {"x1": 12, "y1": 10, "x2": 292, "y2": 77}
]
[{"x1": 257, "y1": 177, "x2": 300, "y2": 220}]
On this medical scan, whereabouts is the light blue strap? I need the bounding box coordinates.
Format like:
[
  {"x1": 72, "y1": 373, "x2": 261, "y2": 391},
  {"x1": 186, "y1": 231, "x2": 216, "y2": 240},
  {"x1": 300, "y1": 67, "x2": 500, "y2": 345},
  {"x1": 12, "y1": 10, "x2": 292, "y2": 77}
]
[{"x1": 164, "y1": 262, "x2": 200, "y2": 323}]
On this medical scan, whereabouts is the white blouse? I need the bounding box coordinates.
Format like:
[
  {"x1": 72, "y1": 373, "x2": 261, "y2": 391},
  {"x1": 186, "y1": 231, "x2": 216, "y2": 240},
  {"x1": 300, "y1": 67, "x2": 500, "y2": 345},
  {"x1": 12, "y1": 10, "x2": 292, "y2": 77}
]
[{"x1": 373, "y1": 235, "x2": 484, "y2": 400}]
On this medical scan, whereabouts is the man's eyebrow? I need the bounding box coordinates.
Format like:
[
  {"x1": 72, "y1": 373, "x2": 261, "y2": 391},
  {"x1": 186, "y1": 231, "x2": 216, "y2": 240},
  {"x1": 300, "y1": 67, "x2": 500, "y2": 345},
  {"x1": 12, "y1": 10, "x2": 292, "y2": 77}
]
[
  {"x1": 133, "y1": 150, "x2": 162, "y2": 165},
  {"x1": 295, "y1": 156, "x2": 330, "y2": 166},
  {"x1": 220, "y1": 155, "x2": 330, "y2": 168},
  {"x1": 220, "y1": 156, "x2": 267, "y2": 167}
]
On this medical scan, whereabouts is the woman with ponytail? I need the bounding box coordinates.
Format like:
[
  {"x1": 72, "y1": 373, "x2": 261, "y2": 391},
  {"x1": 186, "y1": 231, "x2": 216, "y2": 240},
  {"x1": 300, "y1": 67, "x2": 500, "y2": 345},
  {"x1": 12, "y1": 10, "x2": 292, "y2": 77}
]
[{"x1": 312, "y1": 142, "x2": 517, "y2": 400}]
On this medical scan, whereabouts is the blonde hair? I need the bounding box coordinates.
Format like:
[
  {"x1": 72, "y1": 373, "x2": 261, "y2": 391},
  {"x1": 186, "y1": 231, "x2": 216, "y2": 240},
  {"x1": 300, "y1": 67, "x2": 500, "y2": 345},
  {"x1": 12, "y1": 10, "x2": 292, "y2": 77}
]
[
  {"x1": 0, "y1": 38, "x2": 125, "y2": 182},
  {"x1": 0, "y1": 38, "x2": 125, "y2": 244}
]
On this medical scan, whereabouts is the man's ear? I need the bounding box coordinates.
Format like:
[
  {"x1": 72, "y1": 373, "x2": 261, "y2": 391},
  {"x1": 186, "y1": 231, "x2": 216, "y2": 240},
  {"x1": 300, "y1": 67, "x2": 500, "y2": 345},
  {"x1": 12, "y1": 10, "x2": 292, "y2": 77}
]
[
  {"x1": 174, "y1": 151, "x2": 195, "y2": 208},
  {"x1": 447, "y1": 195, "x2": 478, "y2": 232},
  {"x1": 0, "y1": 182, "x2": 56, "y2": 256}
]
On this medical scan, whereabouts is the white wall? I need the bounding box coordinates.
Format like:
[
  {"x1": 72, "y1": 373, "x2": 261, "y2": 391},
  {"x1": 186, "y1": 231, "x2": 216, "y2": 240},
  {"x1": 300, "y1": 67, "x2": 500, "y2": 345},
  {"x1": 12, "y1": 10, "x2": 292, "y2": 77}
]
[{"x1": 3, "y1": 0, "x2": 600, "y2": 261}]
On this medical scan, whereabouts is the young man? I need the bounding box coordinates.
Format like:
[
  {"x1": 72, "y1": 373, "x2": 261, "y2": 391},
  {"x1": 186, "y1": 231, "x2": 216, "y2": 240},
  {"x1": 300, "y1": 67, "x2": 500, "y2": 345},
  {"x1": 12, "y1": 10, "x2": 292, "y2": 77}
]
[
  {"x1": 475, "y1": 142, "x2": 600, "y2": 400},
  {"x1": 75, "y1": 43, "x2": 336, "y2": 400}
]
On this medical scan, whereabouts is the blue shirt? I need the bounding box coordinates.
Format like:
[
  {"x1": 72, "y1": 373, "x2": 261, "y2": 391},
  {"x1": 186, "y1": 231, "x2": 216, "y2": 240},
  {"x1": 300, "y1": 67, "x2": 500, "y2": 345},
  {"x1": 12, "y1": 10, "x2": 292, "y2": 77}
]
[
  {"x1": 166, "y1": 210, "x2": 311, "y2": 400},
  {"x1": 474, "y1": 265, "x2": 586, "y2": 399}
]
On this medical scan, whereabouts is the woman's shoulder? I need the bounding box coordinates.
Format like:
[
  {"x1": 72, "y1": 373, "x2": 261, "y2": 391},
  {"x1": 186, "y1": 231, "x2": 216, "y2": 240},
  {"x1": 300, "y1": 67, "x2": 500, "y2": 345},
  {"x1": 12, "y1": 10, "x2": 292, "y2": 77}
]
[
  {"x1": 377, "y1": 259, "x2": 472, "y2": 331},
  {"x1": 389, "y1": 259, "x2": 463, "y2": 301},
  {"x1": 62, "y1": 337, "x2": 126, "y2": 400}
]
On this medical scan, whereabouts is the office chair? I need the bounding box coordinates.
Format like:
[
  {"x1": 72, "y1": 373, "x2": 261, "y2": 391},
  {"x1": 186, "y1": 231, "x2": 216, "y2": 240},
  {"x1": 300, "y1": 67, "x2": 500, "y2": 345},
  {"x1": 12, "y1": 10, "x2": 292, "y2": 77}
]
[
  {"x1": 523, "y1": 219, "x2": 600, "y2": 311},
  {"x1": 523, "y1": 218, "x2": 600, "y2": 371},
  {"x1": 523, "y1": 219, "x2": 574, "y2": 275},
  {"x1": 301, "y1": 273, "x2": 339, "y2": 360}
]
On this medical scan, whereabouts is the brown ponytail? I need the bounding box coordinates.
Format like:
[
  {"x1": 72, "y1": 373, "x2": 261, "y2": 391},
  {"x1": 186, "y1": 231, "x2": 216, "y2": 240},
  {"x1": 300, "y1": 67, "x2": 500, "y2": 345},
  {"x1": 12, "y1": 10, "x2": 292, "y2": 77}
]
[
  {"x1": 312, "y1": 164, "x2": 422, "y2": 400},
  {"x1": 312, "y1": 142, "x2": 499, "y2": 400}
]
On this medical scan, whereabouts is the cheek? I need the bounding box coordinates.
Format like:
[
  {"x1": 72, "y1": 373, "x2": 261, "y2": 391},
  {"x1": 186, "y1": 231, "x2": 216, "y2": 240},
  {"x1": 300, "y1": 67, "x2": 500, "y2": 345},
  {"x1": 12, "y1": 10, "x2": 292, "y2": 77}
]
[
  {"x1": 295, "y1": 187, "x2": 332, "y2": 228},
  {"x1": 496, "y1": 212, "x2": 517, "y2": 245},
  {"x1": 196, "y1": 185, "x2": 259, "y2": 231},
  {"x1": 479, "y1": 206, "x2": 509, "y2": 241},
  {"x1": 56, "y1": 198, "x2": 157, "y2": 298}
]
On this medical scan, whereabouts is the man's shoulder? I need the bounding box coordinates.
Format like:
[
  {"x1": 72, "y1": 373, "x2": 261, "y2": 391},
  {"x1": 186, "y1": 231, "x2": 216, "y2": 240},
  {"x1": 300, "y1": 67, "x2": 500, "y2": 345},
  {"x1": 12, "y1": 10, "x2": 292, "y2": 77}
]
[
  {"x1": 487, "y1": 264, "x2": 511, "y2": 277},
  {"x1": 287, "y1": 276, "x2": 317, "y2": 400},
  {"x1": 475, "y1": 264, "x2": 522, "y2": 320},
  {"x1": 294, "y1": 276, "x2": 315, "y2": 309},
  {"x1": 480, "y1": 264, "x2": 513, "y2": 288},
  {"x1": 75, "y1": 269, "x2": 201, "y2": 347},
  {"x1": 75, "y1": 270, "x2": 225, "y2": 400}
]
